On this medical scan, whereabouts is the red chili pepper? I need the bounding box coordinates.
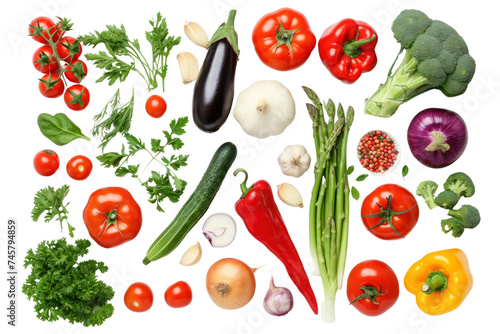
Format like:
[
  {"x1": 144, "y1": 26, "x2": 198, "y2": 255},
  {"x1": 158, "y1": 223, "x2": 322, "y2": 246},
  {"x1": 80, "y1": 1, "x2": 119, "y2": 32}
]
[
  {"x1": 233, "y1": 168, "x2": 318, "y2": 315},
  {"x1": 318, "y1": 18, "x2": 378, "y2": 83}
]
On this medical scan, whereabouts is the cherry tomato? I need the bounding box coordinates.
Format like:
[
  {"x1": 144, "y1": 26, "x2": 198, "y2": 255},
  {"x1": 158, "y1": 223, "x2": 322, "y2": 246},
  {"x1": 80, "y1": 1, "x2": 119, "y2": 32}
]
[
  {"x1": 124, "y1": 282, "x2": 154, "y2": 312},
  {"x1": 64, "y1": 84, "x2": 90, "y2": 111},
  {"x1": 145, "y1": 95, "x2": 167, "y2": 118},
  {"x1": 39, "y1": 73, "x2": 65, "y2": 98},
  {"x1": 56, "y1": 36, "x2": 82, "y2": 61},
  {"x1": 347, "y1": 260, "x2": 399, "y2": 316},
  {"x1": 63, "y1": 59, "x2": 88, "y2": 83},
  {"x1": 361, "y1": 184, "x2": 419, "y2": 240},
  {"x1": 82, "y1": 187, "x2": 142, "y2": 248},
  {"x1": 32, "y1": 45, "x2": 58, "y2": 73},
  {"x1": 33, "y1": 149, "x2": 59, "y2": 176},
  {"x1": 164, "y1": 281, "x2": 192, "y2": 308},
  {"x1": 66, "y1": 155, "x2": 92, "y2": 180},
  {"x1": 28, "y1": 17, "x2": 63, "y2": 44},
  {"x1": 252, "y1": 8, "x2": 316, "y2": 71}
]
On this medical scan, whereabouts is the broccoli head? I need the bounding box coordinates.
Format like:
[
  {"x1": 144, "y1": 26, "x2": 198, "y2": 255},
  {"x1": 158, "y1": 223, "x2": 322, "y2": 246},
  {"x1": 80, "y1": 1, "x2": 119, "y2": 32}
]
[
  {"x1": 365, "y1": 9, "x2": 476, "y2": 117},
  {"x1": 416, "y1": 181, "x2": 438, "y2": 209},
  {"x1": 434, "y1": 190, "x2": 459, "y2": 209},
  {"x1": 441, "y1": 217, "x2": 465, "y2": 237},
  {"x1": 447, "y1": 204, "x2": 480, "y2": 229},
  {"x1": 443, "y1": 172, "x2": 475, "y2": 198}
]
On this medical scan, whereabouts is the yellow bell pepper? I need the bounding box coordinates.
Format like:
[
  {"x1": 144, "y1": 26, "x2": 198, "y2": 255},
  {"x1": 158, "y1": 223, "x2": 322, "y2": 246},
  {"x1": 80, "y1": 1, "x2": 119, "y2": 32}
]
[{"x1": 404, "y1": 248, "x2": 473, "y2": 315}]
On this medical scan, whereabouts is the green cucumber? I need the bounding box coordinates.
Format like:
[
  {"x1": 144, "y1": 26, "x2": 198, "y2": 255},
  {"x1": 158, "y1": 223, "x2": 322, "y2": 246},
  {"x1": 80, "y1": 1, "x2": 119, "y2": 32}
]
[{"x1": 143, "y1": 142, "x2": 237, "y2": 264}]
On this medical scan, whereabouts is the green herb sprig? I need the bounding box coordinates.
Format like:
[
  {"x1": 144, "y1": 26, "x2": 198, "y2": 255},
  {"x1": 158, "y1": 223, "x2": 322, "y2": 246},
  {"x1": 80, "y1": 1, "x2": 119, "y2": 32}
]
[
  {"x1": 31, "y1": 185, "x2": 75, "y2": 237},
  {"x1": 80, "y1": 12, "x2": 180, "y2": 91},
  {"x1": 97, "y1": 117, "x2": 189, "y2": 212}
]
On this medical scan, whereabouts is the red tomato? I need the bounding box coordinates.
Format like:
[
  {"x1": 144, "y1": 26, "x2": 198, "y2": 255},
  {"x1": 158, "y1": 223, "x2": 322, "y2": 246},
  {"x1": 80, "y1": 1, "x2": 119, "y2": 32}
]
[
  {"x1": 38, "y1": 73, "x2": 65, "y2": 98},
  {"x1": 347, "y1": 260, "x2": 399, "y2": 316},
  {"x1": 28, "y1": 17, "x2": 63, "y2": 44},
  {"x1": 56, "y1": 36, "x2": 82, "y2": 61},
  {"x1": 64, "y1": 84, "x2": 90, "y2": 111},
  {"x1": 145, "y1": 95, "x2": 167, "y2": 118},
  {"x1": 32, "y1": 45, "x2": 58, "y2": 73},
  {"x1": 82, "y1": 187, "x2": 142, "y2": 248},
  {"x1": 66, "y1": 155, "x2": 92, "y2": 180},
  {"x1": 124, "y1": 282, "x2": 154, "y2": 312},
  {"x1": 33, "y1": 149, "x2": 59, "y2": 176},
  {"x1": 63, "y1": 59, "x2": 88, "y2": 83},
  {"x1": 361, "y1": 184, "x2": 419, "y2": 240},
  {"x1": 252, "y1": 8, "x2": 316, "y2": 71},
  {"x1": 164, "y1": 281, "x2": 192, "y2": 308}
]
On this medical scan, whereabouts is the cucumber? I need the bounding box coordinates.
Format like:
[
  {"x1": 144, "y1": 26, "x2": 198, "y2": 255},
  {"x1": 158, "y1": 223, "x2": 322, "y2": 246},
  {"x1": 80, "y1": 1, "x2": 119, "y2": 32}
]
[{"x1": 143, "y1": 142, "x2": 237, "y2": 264}]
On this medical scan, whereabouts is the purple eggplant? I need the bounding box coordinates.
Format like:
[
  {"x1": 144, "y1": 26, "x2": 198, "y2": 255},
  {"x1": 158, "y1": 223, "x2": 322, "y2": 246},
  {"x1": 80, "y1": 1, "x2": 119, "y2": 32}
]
[{"x1": 193, "y1": 10, "x2": 239, "y2": 133}]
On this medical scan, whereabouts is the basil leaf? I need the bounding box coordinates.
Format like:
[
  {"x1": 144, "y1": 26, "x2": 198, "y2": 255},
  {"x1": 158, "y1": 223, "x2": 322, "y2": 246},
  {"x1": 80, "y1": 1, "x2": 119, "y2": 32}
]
[
  {"x1": 351, "y1": 186, "x2": 360, "y2": 200},
  {"x1": 38, "y1": 113, "x2": 90, "y2": 146},
  {"x1": 347, "y1": 165, "x2": 354, "y2": 175},
  {"x1": 402, "y1": 165, "x2": 409, "y2": 178},
  {"x1": 356, "y1": 174, "x2": 369, "y2": 182}
]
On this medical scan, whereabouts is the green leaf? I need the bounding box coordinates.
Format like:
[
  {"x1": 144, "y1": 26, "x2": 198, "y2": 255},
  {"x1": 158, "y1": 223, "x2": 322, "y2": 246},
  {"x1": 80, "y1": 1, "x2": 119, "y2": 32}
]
[
  {"x1": 96, "y1": 150, "x2": 127, "y2": 168},
  {"x1": 347, "y1": 165, "x2": 354, "y2": 175},
  {"x1": 31, "y1": 185, "x2": 74, "y2": 236},
  {"x1": 170, "y1": 154, "x2": 189, "y2": 170},
  {"x1": 37, "y1": 113, "x2": 90, "y2": 146},
  {"x1": 151, "y1": 138, "x2": 163, "y2": 153},
  {"x1": 169, "y1": 116, "x2": 188, "y2": 135},
  {"x1": 356, "y1": 174, "x2": 369, "y2": 182},
  {"x1": 402, "y1": 165, "x2": 409, "y2": 178},
  {"x1": 351, "y1": 186, "x2": 360, "y2": 200},
  {"x1": 115, "y1": 164, "x2": 139, "y2": 177}
]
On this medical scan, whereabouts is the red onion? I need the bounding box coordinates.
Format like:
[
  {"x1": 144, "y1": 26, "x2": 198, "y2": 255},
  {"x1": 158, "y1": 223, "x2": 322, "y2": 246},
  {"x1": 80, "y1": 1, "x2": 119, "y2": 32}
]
[{"x1": 407, "y1": 108, "x2": 467, "y2": 168}]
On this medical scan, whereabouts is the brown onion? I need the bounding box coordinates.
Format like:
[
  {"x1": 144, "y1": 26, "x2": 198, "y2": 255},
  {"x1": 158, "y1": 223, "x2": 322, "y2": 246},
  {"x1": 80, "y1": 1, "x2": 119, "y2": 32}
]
[{"x1": 206, "y1": 258, "x2": 256, "y2": 310}]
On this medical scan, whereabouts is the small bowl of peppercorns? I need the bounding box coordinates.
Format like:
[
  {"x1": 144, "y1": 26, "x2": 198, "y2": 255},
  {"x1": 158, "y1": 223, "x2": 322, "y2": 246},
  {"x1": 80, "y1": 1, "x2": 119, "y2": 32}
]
[{"x1": 357, "y1": 130, "x2": 401, "y2": 175}]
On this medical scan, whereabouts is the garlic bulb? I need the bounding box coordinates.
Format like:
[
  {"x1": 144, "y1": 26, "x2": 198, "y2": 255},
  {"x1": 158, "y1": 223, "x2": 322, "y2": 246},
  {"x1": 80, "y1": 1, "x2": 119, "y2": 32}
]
[
  {"x1": 233, "y1": 80, "x2": 295, "y2": 139},
  {"x1": 184, "y1": 22, "x2": 209, "y2": 48},
  {"x1": 277, "y1": 183, "x2": 303, "y2": 208},
  {"x1": 278, "y1": 145, "x2": 311, "y2": 177},
  {"x1": 177, "y1": 52, "x2": 199, "y2": 84}
]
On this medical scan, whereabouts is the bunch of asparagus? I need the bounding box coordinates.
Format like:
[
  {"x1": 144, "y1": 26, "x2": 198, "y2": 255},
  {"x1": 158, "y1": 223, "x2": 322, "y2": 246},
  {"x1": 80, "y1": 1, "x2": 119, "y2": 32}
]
[{"x1": 303, "y1": 86, "x2": 354, "y2": 322}]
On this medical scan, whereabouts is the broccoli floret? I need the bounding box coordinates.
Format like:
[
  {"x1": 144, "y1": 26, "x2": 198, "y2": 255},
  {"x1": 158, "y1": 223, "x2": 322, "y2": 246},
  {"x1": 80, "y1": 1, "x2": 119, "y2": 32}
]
[
  {"x1": 447, "y1": 204, "x2": 480, "y2": 229},
  {"x1": 416, "y1": 181, "x2": 439, "y2": 209},
  {"x1": 441, "y1": 217, "x2": 465, "y2": 237},
  {"x1": 434, "y1": 190, "x2": 459, "y2": 209},
  {"x1": 365, "y1": 9, "x2": 476, "y2": 117},
  {"x1": 443, "y1": 172, "x2": 475, "y2": 198}
]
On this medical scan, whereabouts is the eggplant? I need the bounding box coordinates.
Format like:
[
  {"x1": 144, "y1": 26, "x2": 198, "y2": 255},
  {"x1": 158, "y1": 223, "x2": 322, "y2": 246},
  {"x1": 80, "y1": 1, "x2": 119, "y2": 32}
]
[{"x1": 193, "y1": 10, "x2": 239, "y2": 133}]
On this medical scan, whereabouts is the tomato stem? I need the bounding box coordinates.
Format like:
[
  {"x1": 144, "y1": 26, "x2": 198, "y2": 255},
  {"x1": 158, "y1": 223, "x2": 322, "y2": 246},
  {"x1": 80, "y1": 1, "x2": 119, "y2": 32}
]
[
  {"x1": 274, "y1": 20, "x2": 300, "y2": 60},
  {"x1": 361, "y1": 195, "x2": 417, "y2": 238},
  {"x1": 97, "y1": 201, "x2": 125, "y2": 237},
  {"x1": 349, "y1": 285, "x2": 386, "y2": 305}
]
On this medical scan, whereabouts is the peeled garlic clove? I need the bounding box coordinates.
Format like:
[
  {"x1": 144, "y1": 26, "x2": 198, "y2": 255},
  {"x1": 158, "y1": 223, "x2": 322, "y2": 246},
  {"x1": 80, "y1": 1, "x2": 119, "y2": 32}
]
[
  {"x1": 277, "y1": 183, "x2": 304, "y2": 208},
  {"x1": 177, "y1": 52, "x2": 199, "y2": 84},
  {"x1": 184, "y1": 22, "x2": 209, "y2": 48},
  {"x1": 179, "y1": 242, "x2": 202, "y2": 266},
  {"x1": 277, "y1": 145, "x2": 311, "y2": 177}
]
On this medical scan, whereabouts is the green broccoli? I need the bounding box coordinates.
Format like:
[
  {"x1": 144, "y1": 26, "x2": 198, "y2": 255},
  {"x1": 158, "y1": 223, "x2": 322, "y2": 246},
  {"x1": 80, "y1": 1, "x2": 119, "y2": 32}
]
[
  {"x1": 434, "y1": 190, "x2": 459, "y2": 209},
  {"x1": 447, "y1": 204, "x2": 480, "y2": 229},
  {"x1": 416, "y1": 181, "x2": 439, "y2": 209},
  {"x1": 441, "y1": 217, "x2": 465, "y2": 237},
  {"x1": 365, "y1": 9, "x2": 476, "y2": 117},
  {"x1": 443, "y1": 172, "x2": 475, "y2": 198}
]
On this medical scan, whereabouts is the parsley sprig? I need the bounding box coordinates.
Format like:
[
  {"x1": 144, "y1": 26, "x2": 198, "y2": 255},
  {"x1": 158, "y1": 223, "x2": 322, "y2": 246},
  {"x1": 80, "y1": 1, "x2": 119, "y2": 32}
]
[
  {"x1": 31, "y1": 185, "x2": 75, "y2": 237},
  {"x1": 79, "y1": 12, "x2": 181, "y2": 91},
  {"x1": 22, "y1": 238, "x2": 114, "y2": 327},
  {"x1": 97, "y1": 117, "x2": 189, "y2": 212}
]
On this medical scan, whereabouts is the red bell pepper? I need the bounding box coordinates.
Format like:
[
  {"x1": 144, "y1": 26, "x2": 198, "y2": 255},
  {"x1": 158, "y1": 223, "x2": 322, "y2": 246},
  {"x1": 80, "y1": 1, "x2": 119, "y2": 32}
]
[
  {"x1": 318, "y1": 18, "x2": 378, "y2": 83},
  {"x1": 233, "y1": 168, "x2": 318, "y2": 315}
]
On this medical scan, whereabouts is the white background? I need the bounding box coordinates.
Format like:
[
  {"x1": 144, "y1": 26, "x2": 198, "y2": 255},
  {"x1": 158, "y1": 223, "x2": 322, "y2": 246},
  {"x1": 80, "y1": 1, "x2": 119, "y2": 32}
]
[{"x1": 1, "y1": 0, "x2": 499, "y2": 333}]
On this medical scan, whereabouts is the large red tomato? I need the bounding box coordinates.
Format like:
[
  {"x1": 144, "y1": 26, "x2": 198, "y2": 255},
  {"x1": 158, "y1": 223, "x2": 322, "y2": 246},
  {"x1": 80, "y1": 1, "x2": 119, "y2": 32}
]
[
  {"x1": 252, "y1": 8, "x2": 316, "y2": 71},
  {"x1": 346, "y1": 260, "x2": 399, "y2": 316},
  {"x1": 83, "y1": 187, "x2": 142, "y2": 248},
  {"x1": 361, "y1": 184, "x2": 419, "y2": 240}
]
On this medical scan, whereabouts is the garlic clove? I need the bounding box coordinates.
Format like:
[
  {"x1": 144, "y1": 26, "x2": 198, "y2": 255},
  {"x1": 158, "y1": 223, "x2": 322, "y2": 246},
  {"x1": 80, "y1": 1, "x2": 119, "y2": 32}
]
[
  {"x1": 179, "y1": 242, "x2": 202, "y2": 266},
  {"x1": 184, "y1": 22, "x2": 209, "y2": 48},
  {"x1": 177, "y1": 52, "x2": 199, "y2": 84},
  {"x1": 277, "y1": 183, "x2": 304, "y2": 208},
  {"x1": 277, "y1": 145, "x2": 311, "y2": 178}
]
